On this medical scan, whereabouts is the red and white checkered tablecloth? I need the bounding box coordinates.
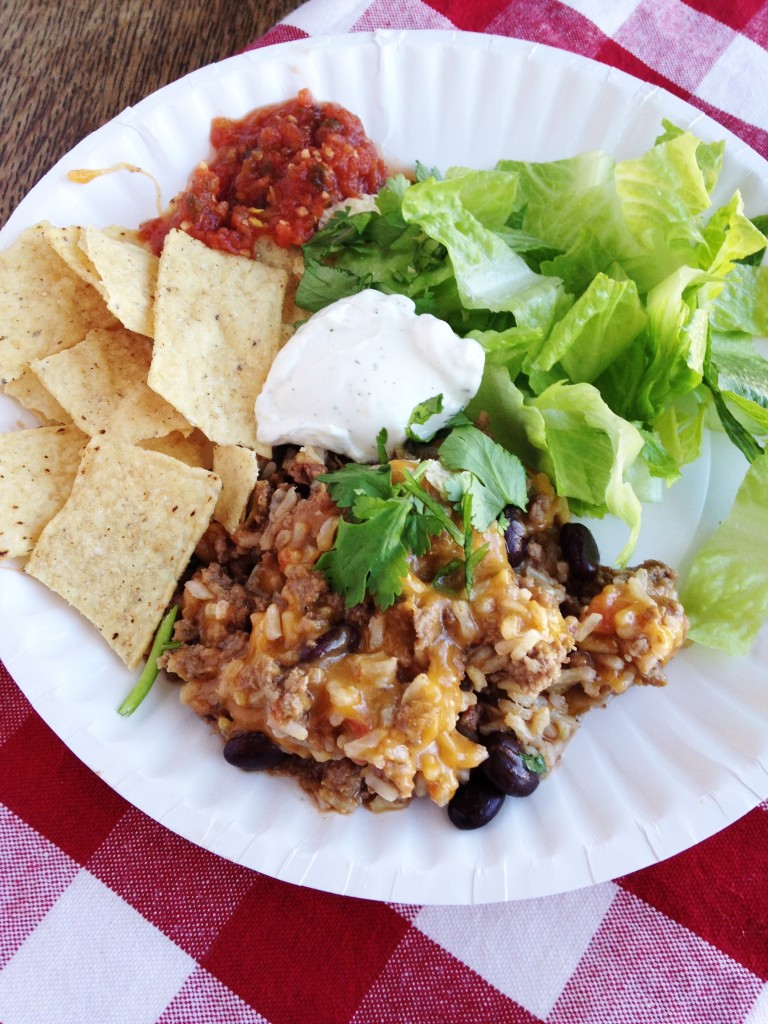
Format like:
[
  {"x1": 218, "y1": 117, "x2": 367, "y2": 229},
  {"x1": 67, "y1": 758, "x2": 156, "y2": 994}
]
[{"x1": 2, "y1": 2, "x2": 768, "y2": 1022}]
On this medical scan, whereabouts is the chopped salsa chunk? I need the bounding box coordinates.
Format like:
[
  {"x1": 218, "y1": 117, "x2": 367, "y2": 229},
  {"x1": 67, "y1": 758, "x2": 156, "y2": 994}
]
[{"x1": 140, "y1": 88, "x2": 387, "y2": 254}]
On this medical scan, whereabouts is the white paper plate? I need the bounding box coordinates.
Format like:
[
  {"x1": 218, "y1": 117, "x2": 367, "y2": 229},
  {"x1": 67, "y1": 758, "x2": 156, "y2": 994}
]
[{"x1": 2, "y1": 30, "x2": 767, "y2": 905}]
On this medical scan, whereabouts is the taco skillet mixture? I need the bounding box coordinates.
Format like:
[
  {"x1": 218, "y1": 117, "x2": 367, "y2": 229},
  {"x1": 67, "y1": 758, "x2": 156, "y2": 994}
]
[{"x1": 0, "y1": 88, "x2": 715, "y2": 831}]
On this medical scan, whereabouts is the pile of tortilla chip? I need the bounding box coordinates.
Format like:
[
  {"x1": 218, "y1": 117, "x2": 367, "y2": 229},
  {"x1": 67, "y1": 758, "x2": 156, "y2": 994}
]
[{"x1": 0, "y1": 220, "x2": 298, "y2": 670}]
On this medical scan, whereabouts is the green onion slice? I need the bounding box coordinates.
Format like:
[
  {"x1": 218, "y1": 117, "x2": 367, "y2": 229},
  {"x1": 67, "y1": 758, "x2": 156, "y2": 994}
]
[{"x1": 117, "y1": 606, "x2": 180, "y2": 717}]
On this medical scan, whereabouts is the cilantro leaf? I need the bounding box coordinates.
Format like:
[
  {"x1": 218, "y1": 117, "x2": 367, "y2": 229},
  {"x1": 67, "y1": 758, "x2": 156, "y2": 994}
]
[
  {"x1": 432, "y1": 557, "x2": 466, "y2": 593},
  {"x1": 297, "y1": 176, "x2": 483, "y2": 331},
  {"x1": 316, "y1": 426, "x2": 527, "y2": 609},
  {"x1": 401, "y1": 509, "x2": 442, "y2": 557},
  {"x1": 315, "y1": 500, "x2": 410, "y2": 608},
  {"x1": 406, "y1": 394, "x2": 444, "y2": 441},
  {"x1": 376, "y1": 427, "x2": 389, "y2": 464},
  {"x1": 302, "y1": 208, "x2": 373, "y2": 261},
  {"x1": 415, "y1": 160, "x2": 444, "y2": 182},
  {"x1": 458, "y1": 491, "x2": 484, "y2": 594},
  {"x1": 295, "y1": 259, "x2": 369, "y2": 312},
  {"x1": 521, "y1": 752, "x2": 547, "y2": 775},
  {"x1": 398, "y1": 469, "x2": 464, "y2": 546},
  {"x1": 439, "y1": 425, "x2": 528, "y2": 529},
  {"x1": 319, "y1": 463, "x2": 393, "y2": 507}
]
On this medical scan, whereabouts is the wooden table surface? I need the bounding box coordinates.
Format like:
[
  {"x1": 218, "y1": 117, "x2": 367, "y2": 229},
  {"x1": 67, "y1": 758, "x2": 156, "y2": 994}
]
[{"x1": 0, "y1": 0, "x2": 306, "y2": 229}]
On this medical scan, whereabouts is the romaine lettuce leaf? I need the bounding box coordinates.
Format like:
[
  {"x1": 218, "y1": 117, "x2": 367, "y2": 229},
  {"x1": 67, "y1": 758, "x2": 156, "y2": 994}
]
[
  {"x1": 711, "y1": 336, "x2": 768, "y2": 411},
  {"x1": 468, "y1": 373, "x2": 645, "y2": 564},
  {"x1": 400, "y1": 176, "x2": 562, "y2": 314},
  {"x1": 495, "y1": 150, "x2": 621, "y2": 253},
  {"x1": 696, "y1": 192, "x2": 768, "y2": 274},
  {"x1": 527, "y1": 382, "x2": 645, "y2": 564},
  {"x1": 438, "y1": 166, "x2": 521, "y2": 229},
  {"x1": 532, "y1": 272, "x2": 647, "y2": 383},
  {"x1": 636, "y1": 268, "x2": 710, "y2": 414},
  {"x1": 651, "y1": 392, "x2": 707, "y2": 476},
  {"x1": 614, "y1": 131, "x2": 712, "y2": 244},
  {"x1": 682, "y1": 452, "x2": 768, "y2": 654},
  {"x1": 654, "y1": 119, "x2": 725, "y2": 194},
  {"x1": 706, "y1": 334, "x2": 768, "y2": 446},
  {"x1": 709, "y1": 264, "x2": 768, "y2": 336}
]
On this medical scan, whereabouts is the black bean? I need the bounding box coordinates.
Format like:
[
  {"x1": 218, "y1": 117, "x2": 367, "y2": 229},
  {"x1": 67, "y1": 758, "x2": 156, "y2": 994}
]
[
  {"x1": 223, "y1": 732, "x2": 287, "y2": 771},
  {"x1": 560, "y1": 521, "x2": 600, "y2": 580},
  {"x1": 480, "y1": 733, "x2": 540, "y2": 798},
  {"x1": 447, "y1": 771, "x2": 505, "y2": 829},
  {"x1": 298, "y1": 623, "x2": 360, "y2": 662},
  {"x1": 503, "y1": 505, "x2": 527, "y2": 567}
]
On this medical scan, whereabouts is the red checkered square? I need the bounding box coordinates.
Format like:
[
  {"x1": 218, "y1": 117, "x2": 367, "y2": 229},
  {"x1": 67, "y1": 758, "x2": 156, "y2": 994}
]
[
  {"x1": 682, "y1": 0, "x2": 765, "y2": 31},
  {"x1": 744, "y1": 3, "x2": 768, "y2": 46},
  {"x1": 157, "y1": 966, "x2": 269, "y2": 1024},
  {"x1": 488, "y1": 0, "x2": 608, "y2": 57},
  {"x1": 594, "y1": 37, "x2": 692, "y2": 96},
  {"x1": 422, "y1": 0, "x2": 513, "y2": 30},
  {"x1": 87, "y1": 808, "x2": 258, "y2": 960},
  {"x1": 619, "y1": 808, "x2": 768, "y2": 980},
  {"x1": 0, "y1": 667, "x2": 32, "y2": 746},
  {"x1": 0, "y1": 711, "x2": 128, "y2": 864},
  {"x1": 0, "y1": 805, "x2": 79, "y2": 968},
  {"x1": 247, "y1": 24, "x2": 309, "y2": 50},
  {"x1": 614, "y1": 0, "x2": 734, "y2": 91},
  {"x1": 202, "y1": 874, "x2": 410, "y2": 1024},
  {"x1": 550, "y1": 888, "x2": 763, "y2": 1024},
  {"x1": 350, "y1": 927, "x2": 544, "y2": 1024}
]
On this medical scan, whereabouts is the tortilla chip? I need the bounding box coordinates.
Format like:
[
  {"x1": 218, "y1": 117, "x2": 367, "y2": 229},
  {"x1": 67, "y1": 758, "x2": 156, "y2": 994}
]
[
  {"x1": 149, "y1": 230, "x2": 288, "y2": 447},
  {"x1": 32, "y1": 327, "x2": 191, "y2": 441},
  {"x1": 81, "y1": 225, "x2": 158, "y2": 337},
  {"x1": 0, "y1": 222, "x2": 118, "y2": 384},
  {"x1": 0, "y1": 425, "x2": 86, "y2": 558},
  {"x1": 212, "y1": 445, "x2": 259, "y2": 533},
  {"x1": 25, "y1": 437, "x2": 221, "y2": 669},
  {"x1": 253, "y1": 236, "x2": 307, "y2": 343},
  {"x1": 140, "y1": 428, "x2": 214, "y2": 469},
  {"x1": 4, "y1": 369, "x2": 73, "y2": 425},
  {"x1": 43, "y1": 224, "x2": 101, "y2": 289}
]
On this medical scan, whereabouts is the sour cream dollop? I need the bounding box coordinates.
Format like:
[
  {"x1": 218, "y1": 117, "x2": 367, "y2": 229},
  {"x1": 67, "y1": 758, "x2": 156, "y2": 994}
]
[{"x1": 255, "y1": 290, "x2": 486, "y2": 462}]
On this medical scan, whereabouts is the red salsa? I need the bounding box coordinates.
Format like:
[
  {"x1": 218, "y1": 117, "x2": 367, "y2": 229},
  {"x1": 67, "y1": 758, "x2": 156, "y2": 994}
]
[{"x1": 140, "y1": 89, "x2": 388, "y2": 254}]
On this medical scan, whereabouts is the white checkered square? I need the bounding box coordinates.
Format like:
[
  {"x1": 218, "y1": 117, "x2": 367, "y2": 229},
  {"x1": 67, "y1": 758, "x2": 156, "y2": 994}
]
[
  {"x1": 746, "y1": 982, "x2": 768, "y2": 1024},
  {"x1": 616, "y1": 0, "x2": 734, "y2": 92},
  {"x1": 413, "y1": 882, "x2": 618, "y2": 1019},
  {"x1": 157, "y1": 966, "x2": 269, "y2": 1024},
  {"x1": 0, "y1": 805, "x2": 79, "y2": 969},
  {"x1": 353, "y1": 0, "x2": 454, "y2": 30},
  {"x1": 696, "y1": 34, "x2": 768, "y2": 133},
  {"x1": 285, "y1": 0, "x2": 374, "y2": 34},
  {"x1": 0, "y1": 869, "x2": 195, "y2": 1024},
  {"x1": 560, "y1": 0, "x2": 643, "y2": 36},
  {"x1": 551, "y1": 889, "x2": 763, "y2": 1023}
]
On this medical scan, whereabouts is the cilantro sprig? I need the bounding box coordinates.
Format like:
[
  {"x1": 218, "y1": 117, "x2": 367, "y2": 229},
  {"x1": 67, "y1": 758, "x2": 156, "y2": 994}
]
[
  {"x1": 439, "y1": 424, "x2": 528, "y2": 530},
  {"x1": 315, "y1": 424, "x2": 527, "y2": 609}
]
